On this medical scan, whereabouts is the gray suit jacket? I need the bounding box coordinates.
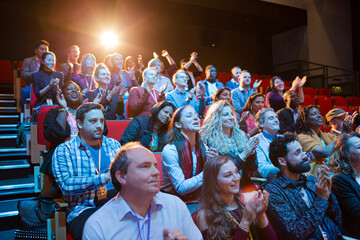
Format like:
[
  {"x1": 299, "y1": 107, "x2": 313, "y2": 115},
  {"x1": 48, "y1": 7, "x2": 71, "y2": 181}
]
[{"x1": 21, "y1": 56, "x2": 38, "y2": 85}]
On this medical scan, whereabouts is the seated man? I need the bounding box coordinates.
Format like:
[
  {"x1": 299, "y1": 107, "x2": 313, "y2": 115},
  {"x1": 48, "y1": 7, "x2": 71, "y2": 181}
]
[
  {"x1": 252, "y1": 108, "x2": 280, "y2": 178},
  {"x1": 83, "y1": 142, "x2": 202, "y2": 240},
  {"x1": 225, "y1": 66, "x2": 241, "y2": 90},
  {"x1": 52, "y1": 103, "x2": 121, "y2": 240},
  {"x1": 232, "y1": 70, "x2": 261, "y2": 114},
  {"x1": 60, "y1": 45, "x2": 81, "y2": 83},
  {"x1": 265, "y1": 133, "x2": 343, "y2": 240},
  {"x1": 128, "y1": 67, "x2": 166, "y2": 117},
  {"x1": 20, "y1": 40, "x2": 49, "y2": 111},
  {"x1": 325, "y1": 108, "x2": 349, "y2": 136},
  {"x1": 196, "y1": 65, "x2": 224, "y2": 105},
  {"x1": 276, "y1": 90, "x2": 301, "y2": 133},
  {"x1": 166, "y1": 70, "x2": 205, "y2": 115}
]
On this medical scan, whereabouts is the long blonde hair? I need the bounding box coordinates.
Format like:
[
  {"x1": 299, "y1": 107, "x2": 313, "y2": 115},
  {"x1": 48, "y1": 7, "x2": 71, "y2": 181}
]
[{"x1": 200, "y1": 100, "x2": 247, "y2": 155}]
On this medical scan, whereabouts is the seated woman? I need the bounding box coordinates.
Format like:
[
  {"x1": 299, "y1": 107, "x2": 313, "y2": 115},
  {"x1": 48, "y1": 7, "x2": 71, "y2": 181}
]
[
  {"x1": 161, "y1": 105, "x2": 217, "y2": 209},
  {"x1": 148, "y1": 58, "x2": 174, "y2": 93},
  {"x1": 33, "y1": 52, "x2": 64, "y2": 108},
  {"x1": 73, "y1": 53, "x2": 97, "y2": 94},
  {"x1": 128, "y1": 67, "x2": 166, "y2": 117},
  {"x1": 265, "y1": 76, "x2": 305, "y2": 112},
  {"x1": 120, "y1": 101, "x2": 176, "y2": 151},
  {"x1": 240, "y1": 93, "x2": 265, "y2": 137},
  {"x1": 86, "y1": 63, "x2": 126, "y2": 120},
  {"x1": 103, "y1": 53, "x2": 113, "y2": 72},
  {"x1": 124, "y1": 56, "x2": 143, "y2": 85},
  {"x1": 200, "y1": 100, "x2": 259, "y2": 187},
  {"x1": 331, "y1": 132, "x2": 360, "y2": 238},
  {"x1": 195, "y1": 156, "x2": 276, "y2": 240},
  {"x1": 41, "y1": 81, "x2": 83, "y2": 195},
  {"x1": 296, "y1": 105, "x2": 337, "y2": 176}
]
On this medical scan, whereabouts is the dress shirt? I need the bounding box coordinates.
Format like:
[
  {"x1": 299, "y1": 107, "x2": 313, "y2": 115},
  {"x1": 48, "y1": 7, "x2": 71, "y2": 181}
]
[
  {"x1": 225, "y1": 78, "x2": 240, "y2": 90},
  {"x1": 232, "y1": 86, "x2": 256, "y2": 113},
  {"x1": 160, "y1": 143, "x2": 203, "y2": 195},
  {"x1": 82, "y1": 192, "x2": 202, "y2": 240},
  {"x1": 52, "y1": 136, "x2": 121, "y2": 222},
  {"x1": 153, "y1": 76, "x2": 174, "y2": 94},
  {"x1": 166, "y1": 88, "x2": 204, "y2": 115}
]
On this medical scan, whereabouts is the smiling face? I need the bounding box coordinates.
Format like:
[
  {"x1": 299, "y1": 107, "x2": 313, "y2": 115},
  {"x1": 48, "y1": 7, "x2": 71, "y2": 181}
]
[
  {"x1": 219, "y1": 89, "x2": 231, "y2": 103},
  {"x1": 221, "y1": 106, "x2": 235, "y2": 131},
  {"x1": 307, "y1": 107, "x2": 323, "y2": 128},
  {"x1": 176, "y1": 106, "x2": 200, "y2": 133},
  {"x1": 217, "y1": 160, "x2": 240, "y2": 196},
  {"x1": 157, "y1": 106, "x2": 174, "y2": 126},
  {"x1": 77, "y1": 109, "x2": 105, "y2": 142},
  {"x1": 113, "y1": 54, "x2": 123, "y2": 70},
  {"x1": 96, "y1": 68, "x2": 111, "y2": 86},
  {"x1": 68, "y1": 46, "x2": 80, "y2": 62},
  {"x1": 251, "y1": 96, "x2": 265, "y2": 113},
  {"x1": 63, "y1": 83, "x2": 82, "y2": 107},
  {"x1": 85, "y1": 56, "x2": 95, "y2": 68},
  {"x1": 144, "y1": 68, "x2": 157, "y2": 84},
  {"x1": 43, "y1": 54, "x2": 55, "y2": 71},
  {"x1": 274, "y1": 78, "x2": 284, "y2": 92},
  {"x1": 120, "y1": 147, "x2": 160, "y2": 196},
  {"x1": 262, "y1": 110, "x2": 280, "y2": 135},
  {"x1": 240, "y1": 71, "x2": 251, "y2": 87}
]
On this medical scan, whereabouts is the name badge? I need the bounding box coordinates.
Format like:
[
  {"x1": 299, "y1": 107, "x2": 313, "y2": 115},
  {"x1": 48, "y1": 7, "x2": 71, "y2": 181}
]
[{"x1": 97, "y1": 187, "x2": 107, "y2": 201}]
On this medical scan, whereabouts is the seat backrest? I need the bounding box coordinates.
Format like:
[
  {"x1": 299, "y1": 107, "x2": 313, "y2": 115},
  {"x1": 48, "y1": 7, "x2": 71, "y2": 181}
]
[
  {"x1": 125, "y1": 101, "x2": 134, "y2": 119},
  {"x1": 302, "y1": 87, "x2": 317, "y2": 96},
  {"x1": 106, "y1": 120, "x2": 131, "y2": 141},
  {"x1": 217, "y1": 72, "x2": 232, "y2": 85},
  {"x1": 153, "y1": 153, "x2": 163, "y2": 185},
  {"x1": 347, "y1": 97, "x2": 360, "y2": 107},
  {"x1": 259, "y1": 79, "x2": 270, "y2": 94},
  {"x1": 315, "y1": 96, "x2": 333, "y2": 115},
  {"x1": 37, "y1": 105, "x2": 59, "y2": 146},
  {"x1": 30, "y1": 84, "x2": 37, "y2": 110},
  {"x1": 331, "y1": 96, "x2": 348, "y2": 107},
  {"x1": 303, "y1": 95, "x2": 316, "y2": 107},
  {"x1": 0, "y1": 60, "x2": 13, "y2": 84},
  {"x1": 317, "y1": 88, "x2": 331, "y2": 97}
]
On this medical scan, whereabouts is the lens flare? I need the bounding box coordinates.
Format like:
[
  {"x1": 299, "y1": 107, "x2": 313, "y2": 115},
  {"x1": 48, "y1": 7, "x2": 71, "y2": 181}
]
[{"x1": 101, "y1": 31, "x2": 118, "y2": 48}]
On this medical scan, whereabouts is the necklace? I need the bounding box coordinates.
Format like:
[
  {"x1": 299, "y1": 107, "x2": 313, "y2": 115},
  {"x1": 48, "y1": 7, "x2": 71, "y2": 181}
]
[{"x1": 225, "y1": 208, "x2": 253, "y2": 240}]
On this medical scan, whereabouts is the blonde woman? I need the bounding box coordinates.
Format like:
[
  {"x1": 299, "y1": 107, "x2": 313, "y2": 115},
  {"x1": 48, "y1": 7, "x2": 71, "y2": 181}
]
[
  {"x1": 74, "y1": 53, "x2": 97, "y2": 93},
  {"x1": 200, "y1": 100, "x2": 259, "y2": 187}
]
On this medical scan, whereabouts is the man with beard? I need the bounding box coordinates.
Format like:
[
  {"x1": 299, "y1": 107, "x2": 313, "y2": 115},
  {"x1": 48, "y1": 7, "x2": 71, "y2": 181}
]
[
  {"x1": 60, "y1": 45, "x2": 81, "y2": 83},
  {"x1": 276, "y1": 90, "x2": 301, "y2": 133},
  {"x1": 52, "y1": 103, "x2": 121, "y2": 240},
  {"x1": 264, "y1": 133, "x2": 343, "y2": 240}
]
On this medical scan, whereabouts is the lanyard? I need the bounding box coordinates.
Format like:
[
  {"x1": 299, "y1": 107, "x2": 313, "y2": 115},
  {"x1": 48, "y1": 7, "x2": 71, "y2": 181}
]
[
  {"x1": 225, "y1": 209, "x2": 253, "y2": 240},
  {"x1": 94, "y1": 140, "x2": 102, "y2": 174},
  {"x1": 149, "y1": 89, "x2": 158, "y2": 104},
  {"x1": 261, "y1": 132, "x2": 270, "y2": 146},
  {"x1": 135, "y1": 206, "x2": 151, "y2": 240}
]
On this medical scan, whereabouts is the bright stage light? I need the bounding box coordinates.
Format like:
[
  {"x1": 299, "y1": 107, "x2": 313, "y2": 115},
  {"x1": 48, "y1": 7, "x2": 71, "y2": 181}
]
[{"x1": 101, "y1": 31, "x2": 118, "y2": 48}]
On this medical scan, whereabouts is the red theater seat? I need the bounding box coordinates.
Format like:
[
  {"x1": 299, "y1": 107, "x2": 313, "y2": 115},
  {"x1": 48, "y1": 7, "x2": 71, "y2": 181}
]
[
  {"x1": 260, "y1": 79, "x2": 270, "y2": 94},
  {"x1": 302, "y1": 95, "x2": 316, "y2": 107},
  {"x1": 37, "y1": 105, "x2": 59, "y2": 146},
  {"x1": 337, "y1": 106, "x2": 353, "y2": 114},
  {"x1": 153, "y1": 153, "x2": 163, "y2": 184},
  {"x1": 331, "y1": 96, "x2": 348, "y2": 107},
  {"x1": 321, "y1": 126, "x2": 331, "y2": 133},
  {"x1": 315, "y1": 96, "x2": 332, "y2": 115},
  {"x1": 125, "y1": 101, "x2": 134, "y2": 119},
  {"x1": 318, "y1": 88, "x2": 331, "y2": 97},
  {"x1": 302, "y1": 87, "x2": 317, "y2": 96},
  {"x1": 217, "y1": 72, "x2": 232, "y2": 85},
  {"x1": 348, "y1": 97, "x2": 360, "y2": 108},
  {"x1": 106, "y1": 120, "x2": 131, "y2": 141},
  {"x1": 0, "y1": 60, "x2": 13, "y2": 84},
  {"x1": 30, "y1": 84, "x2": 37, "y2": 111}
]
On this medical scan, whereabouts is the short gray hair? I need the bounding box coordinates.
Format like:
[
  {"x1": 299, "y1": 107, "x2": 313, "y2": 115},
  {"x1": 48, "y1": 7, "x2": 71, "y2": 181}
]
[{"x1": 255, "y1": 108, "x2": 275, "y2": 129}]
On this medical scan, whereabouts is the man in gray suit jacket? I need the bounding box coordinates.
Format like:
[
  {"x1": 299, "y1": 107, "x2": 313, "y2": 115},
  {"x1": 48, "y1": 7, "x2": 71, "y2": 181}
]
[{"x1": 20, "y1": 40, "x2": 49, "y2": 111}]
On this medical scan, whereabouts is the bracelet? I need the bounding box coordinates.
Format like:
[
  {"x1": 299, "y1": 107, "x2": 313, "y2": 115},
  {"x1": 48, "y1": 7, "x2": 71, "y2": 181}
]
[{"x1": 60, "y1": 107, "x2": 69, "y2": 112}]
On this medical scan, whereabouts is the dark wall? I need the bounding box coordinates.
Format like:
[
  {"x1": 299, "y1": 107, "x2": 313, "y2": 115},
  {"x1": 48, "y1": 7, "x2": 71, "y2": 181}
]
[{"x1": 0, "y1": 0, "x2": 274, "y2": 75}]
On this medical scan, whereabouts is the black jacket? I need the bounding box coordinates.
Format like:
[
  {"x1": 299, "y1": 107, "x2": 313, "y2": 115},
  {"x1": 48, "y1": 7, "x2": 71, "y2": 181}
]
[
  {"x1": 276, "y1": 107, "x2": 297, "y2": 133},
  {"x1": 120, "y1": 115, "x2": 168, "y2": 152}
]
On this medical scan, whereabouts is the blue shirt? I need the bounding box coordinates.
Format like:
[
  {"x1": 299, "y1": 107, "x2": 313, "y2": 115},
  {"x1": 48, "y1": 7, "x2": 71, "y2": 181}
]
[
  {"x1": 83, "y1": 192, "x2": 203, "y2": 240},
  {"x1": 166, "y1": 88, "x2": 205, "y2": 115},
  {"x1": 231, "y1": 86, "x2": 256, "y2": 113},
  {"x1": 196, "y1": 79, "x2": 224, "y2": 105},
  {"x1": 225, "y1": 78, "x2": 239, "y2": 90},
  {"x1": 52, "y1": 136, "x2": 121, "y2": 222}
]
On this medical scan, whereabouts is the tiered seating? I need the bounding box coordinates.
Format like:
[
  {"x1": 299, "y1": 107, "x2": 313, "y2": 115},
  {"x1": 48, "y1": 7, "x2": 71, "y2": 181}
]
[
  {"x1": 315, "y1": 96, "x2": 333, "y2": 115},
  {"x1": 348, "y1": 96, "x2": 360, "y2": 111},
  {"x1": 331, "y1": 96, "x2": 348, "y2": 107}
]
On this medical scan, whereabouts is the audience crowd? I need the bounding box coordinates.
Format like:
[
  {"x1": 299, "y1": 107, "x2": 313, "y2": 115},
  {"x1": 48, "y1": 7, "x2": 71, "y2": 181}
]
[{"x1": 19, "y1": 40, "x2": 360, "y2": 239}]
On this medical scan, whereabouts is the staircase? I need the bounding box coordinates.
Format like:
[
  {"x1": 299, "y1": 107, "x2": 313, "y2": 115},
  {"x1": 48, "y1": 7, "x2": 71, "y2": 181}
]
[{"x1": 0, "y1": 85, "x2": 38, "y2": 239}]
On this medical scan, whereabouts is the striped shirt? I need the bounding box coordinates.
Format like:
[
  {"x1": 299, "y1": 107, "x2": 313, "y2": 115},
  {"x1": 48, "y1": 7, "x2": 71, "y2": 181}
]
[{"x1": 52, "y1": 136, "x2": 121, "y2": 223}]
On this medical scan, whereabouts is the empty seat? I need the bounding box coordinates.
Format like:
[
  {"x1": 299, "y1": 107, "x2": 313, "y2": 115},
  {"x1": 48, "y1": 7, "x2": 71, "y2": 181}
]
[
  {"x1": 302, "y1": 95, "x2": 316, "y2": 107},
  {"x1": 315, "y1": 96, "x2": 333, "y2": 116},
  {"x1": 0, "y1": 60, "x2": 13, "y2": 84},
  {"x1": 331, "y1": 96, "x2": 348, "y2": 107},
  {"x1": 347, "y1": 96, "x2": 360, "y2": 108},
  {"x1": 106, "y1": 120, "x2": 131, "y2": 141},
  {"x1": 302, "y1": 87, "x2": 317, "y2": 96},
  {"x1": 217, "y1": 72, "x2": 232, "y2": 85},
  {"x1": 317, "y1": 88, "x2": 331, "y2": 97}
]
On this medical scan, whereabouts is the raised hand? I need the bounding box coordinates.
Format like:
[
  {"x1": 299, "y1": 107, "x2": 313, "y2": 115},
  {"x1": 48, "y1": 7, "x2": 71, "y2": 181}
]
[
  {"x1": 162, "y1": 50, "x2": 169, "y2": 57},
  {"x1": 240, "y1": 136, "x2": 260, "y2": 159},
  {"x1": 298, "y1": 76, "x2": 307, "y2": 88},
  {"x1": 206, "y1": 148, "x2": 218, "y2": 160},
  {"x1": 291, "y1": 76, "x2": 301, "y2": 90},
  {"x1": 252, "y1": 80, "x2": 262, "y2": 89},
  {"x1": 190, "y1": 52, "x2": 198, "y2": 61},
  {"x1": 56, "y1": 89, "x2": 67, "y2": 108},
  {"x1": 315, "y1": 163, "x2": 331, "y2": 200},
  {"x1": 153, "y1": 52, "x2": 159, "y2": 59},
  {"x1": 163, "y1": 228, "x2": 188, "y2": 240}
]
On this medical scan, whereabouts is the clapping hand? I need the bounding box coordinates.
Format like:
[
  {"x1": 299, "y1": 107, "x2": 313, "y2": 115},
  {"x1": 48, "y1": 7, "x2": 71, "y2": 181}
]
[
  {"x1": 190, "y1": 52, "x2": 198, "y2": 61},
  {"x1": 153, "y1": 52, "x2": 159, "y2": 59},
  {"x1": 240, "y1": 136, "x2": 260, "y2": 159},
  {"x1": 50, "y1": 78, "x2": 59, "y2": 88},
  {"x1": 56, "y1": 89, "x2": 67, "y2": 108},
  {"x1": 239, "y1": 111, "x2": 250, "y2": 126},
  {"x1": 298, "y1": 76, "x2": 307, "y2": 88},
  {"x1": 253, "y1": 80, "x2": 262, "y2": 89},
  {"x1": 206, "y1": 148, "x2": 218, "y2": 160},
  {"x1": 315, "y1": 163, "x2": 332, "y2": 200},
  {"x1": 343, "y1": 111, "x2": 358, "y2": 132},
  {"x1": 118, "y1": 85, "x2": 127, "y2": 101},
  {"x1": 197, "y1": 83, "x2": 205, "y2": 98},
  {"x1": 163, "y1": 228, "x2": 188, "y2": 240},
  {"x1": 162, "y1": 50, "x2": 169, "y2": 57}
]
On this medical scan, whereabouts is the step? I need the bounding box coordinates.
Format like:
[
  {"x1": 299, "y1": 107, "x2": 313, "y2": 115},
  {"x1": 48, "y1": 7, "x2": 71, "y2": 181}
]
[
  {"x1": 0, "y1": 124, "x2": 18, "y2": 133},
  {"x1": 0, "y1": 107, "x2": 17, "y2": 113},
  {"x1": 0, "y1": 197, "x2": 38, "y2": 218},
  {"x1": 0, "y1": 177, "x2": 35, "y2": 196},
  {"x1": 0, "y1": 115, "x2": 20, "y2": 124},
  {"x1": 0, "y1": 94, "x2": 14, "y2": 99},
  {"x1": 0, "y1": 160, "x2": 30, "y2": 170},
  {"x1": 0, "y1": 99, "x2": 16, "y2": 108},
  {"x1": 0, "y1": 147, "x2": 28, "y2": 158}
]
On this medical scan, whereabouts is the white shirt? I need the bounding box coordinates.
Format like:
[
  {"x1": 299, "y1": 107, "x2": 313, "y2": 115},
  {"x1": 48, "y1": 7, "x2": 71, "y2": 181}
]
[
  {"x1": 207, "y1": 81, "x2": 218, "y2": 98},
  {"x1": 82, "y1": 192, "x2": 202, "y2": 240}
]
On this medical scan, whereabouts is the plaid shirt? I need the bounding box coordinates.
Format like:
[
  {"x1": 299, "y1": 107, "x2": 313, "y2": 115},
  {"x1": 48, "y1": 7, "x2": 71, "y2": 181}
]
[{"x1": 52, "y1": 136, "x2": 121, "y2": 223}]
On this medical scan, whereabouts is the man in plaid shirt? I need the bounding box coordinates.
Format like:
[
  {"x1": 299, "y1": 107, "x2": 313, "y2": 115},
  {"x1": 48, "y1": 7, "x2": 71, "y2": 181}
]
[{"x1": 52, "y1": 102, "x2": 121, "y2": 240}]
